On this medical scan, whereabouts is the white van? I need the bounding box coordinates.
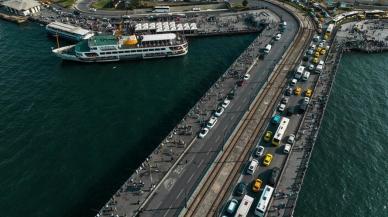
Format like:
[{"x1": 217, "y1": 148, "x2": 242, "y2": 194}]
[
  {"x1": 302, "y1": 71, "x2": 310, "y2": 81},
  {"x1": 274, "y1": 33, "x2": 281, "y2": 41},
  {"x1": 246, "y1": 159, "x2": 259, "y2": 175},
  {"x1": 316, "y1": 64, "x2": 323, "y2": 73},
  {"x1": 284, "y1": 144, "x2": 291, "y2": 154},
  {"x1": 264, "y1": 44, "x2": 272, "y2": 54},
  {"x1": 295, "y1": 66, "x2": 305, "y2": 79}
]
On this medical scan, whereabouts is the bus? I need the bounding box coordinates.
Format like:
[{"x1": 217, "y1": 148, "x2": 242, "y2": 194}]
[
  {"x1": 254, "y1": 185, "x2": 274, "y2": 217},
  {"x1": 152, "y1": 6, "x2": 170, "y2": 13},
  {"x1": 272, "y1": 117, "x2": 289, "y2": 146},
  {"x1": 326, "y1": 23, "x2": 334, "y2": 35},
  {"x1": 234, "y1": 195, "x2": 254, "y2": 217}
]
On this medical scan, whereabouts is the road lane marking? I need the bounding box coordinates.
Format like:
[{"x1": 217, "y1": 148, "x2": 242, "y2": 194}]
[
  {"x1": 197, "y1": 159, "x2": 204, "y2": 168},
  {"x1": 187, "y1": 173, "x2": 195, "y2": 184},
  {"x1": 176, "y1": 189, "x2": 184, "y2": 200}
]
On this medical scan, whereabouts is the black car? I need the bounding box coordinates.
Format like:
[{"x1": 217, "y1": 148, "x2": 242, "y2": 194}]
[
  {"x1": 269, "y1": 167, "x2": 281, "y2": 186},
  {"x1": 234, "y1": 182, "x2": 246, "y2": 196}
]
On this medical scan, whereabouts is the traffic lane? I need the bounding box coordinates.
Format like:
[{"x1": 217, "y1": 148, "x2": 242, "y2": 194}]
[{"x1": 142, "y1": 6, "x2": 299, "y2": 216}]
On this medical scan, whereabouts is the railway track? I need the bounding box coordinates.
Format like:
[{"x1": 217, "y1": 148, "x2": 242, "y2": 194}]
[{"x1": 183, "y1": 11, "x2": 315, "y2": 217}]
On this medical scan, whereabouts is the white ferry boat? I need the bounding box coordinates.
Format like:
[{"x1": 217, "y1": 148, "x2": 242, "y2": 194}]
[
  {"x1": 46, "y1": 22, "x2": 94, "y2": 41},
  {"x1": 52, "y1": 33, "x2": 188, "y2": 62}
]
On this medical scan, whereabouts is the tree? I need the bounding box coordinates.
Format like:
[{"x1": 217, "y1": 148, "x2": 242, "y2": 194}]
[{"x1": 242, "y1": 0, "x2": 248, "y2": 7}]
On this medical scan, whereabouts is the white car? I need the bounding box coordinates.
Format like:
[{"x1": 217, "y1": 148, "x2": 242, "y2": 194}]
[
  {"x1": 303, "y1": 97, "x2": 310, "y2": 104},
  {"x1": 214, "y1": 107, "x2": 224, "y2": 117},
  {"x1": 255, "y1": 146, "x2": 265, "y2": 157},
  {"x1": 274, "y1": 33, "x2": 281, "y2": 41},
  {"x1": 243, "y1": 74, "x2": 251, "y2": 80},
  {"x1": 308, "y1": 64, "x2": 315, "y2": 71},
  {"x1": 290, "y1": 78, "x2": 297, "y2": 86},
  {"x1": 198, "y1": 128, "x2": 209, "y2": 138},
  {"x1": 319, "y1": 42, "x2": 325, "y2": 48},
  {"x1": 287, "y1": 134, "x2": 295, "y2": 144},
  {"x1": 284, "y1": 144, "x2": 292, "y2": 154},
  {"x1": 89, "y1": 8, "x2": 96, "y2": 12},
  {"x1": 206, "y1": 116, "x2": 218, "y2": 129},
  {"x1": 278, "y1": 103, "x2": 286, "y2": 112},
  {"x1": 221, "y1": 99, "x2": 231, "y2": 108}
]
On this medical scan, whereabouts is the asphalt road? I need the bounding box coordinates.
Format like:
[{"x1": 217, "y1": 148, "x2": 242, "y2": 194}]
[{"x1": 138, "y1": 2, "x2": 299, "y2": 217}]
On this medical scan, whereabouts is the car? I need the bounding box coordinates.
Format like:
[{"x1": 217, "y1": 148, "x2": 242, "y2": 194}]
[
  {"x1": 285, "y1": 87, "x2": 293, "y2": 96},
  {"x1": 214, "y1": 107, "x2": 225, "y2": 117},
  {"x1": 263, "y1": 153, "x2": 273, "y2": 166},
  {"x1": 264, "y1": 131, "x2": 273, "y2": 142},
  {"x1": 243, "y1": 73, "x2": 251, "y2": 80},
  {"x1": 274, "y1": 33, "x2": 281, "y2": 41},
  {"x1": 271, "y1": 114, "x2": 281, "y2": 124},
  {"x1": 303, "y1": 97, "x2": 310, "y2": 104},
  {"x1": 284, "y1": 143, "x2": 292, "y2": 154},
  {"x1": 316, "y1": 47, "x2": 322, "y2": 53},
  {"x1": 287, "y1": 134, "x2": 295, "y2": 144},
  {"x1": 319, "y1": 42, "x2": 325, "y2": 48},
  {"x1": 206, "y1": 116, "x2": 218, "y2": 129},
  {"x1": 314, "y1": 52, "x2": 320, "y2": 58},
  {"x1": 305, "y1": 88, "x2": 313, "y2": 97},
  {"x1": 308, "y1": 64, "x2": 315, "y2": 71},
  {"x1": 122, "y1": 15, "x2": 131, "y2": 19},
  {"x1": 319, "y1": 60, "x2": 325, "y2": 65},
  {"x1": 290, "y1": 78, "x2": 297, "y2": 86},
  {"x1": 310, "y1": 44, "x2": 316, "y2": 50},
  {"x1": 269, "y1": 167, "x2": 281, "y2": 186},
  {"x1": 278, "y1": 103, "x2": 286, "y2": 112},
  {"x1": 234, "y1": 182, "x2": 246, "y2": 196},
  {"x1": 294, "y1": 87, "x2": 302, "y2": 95},
  {"x1": 89, "y1": 8, "x2": 97, "y2": 12},
  {"x1": 247, "y1": 159, "x2": 259, "y2": 175},
  {"x1": 252, "y1": 179, "x2": 263, "y2": 192},
  {"x1": 320, "y1": 49, "x2": 326, "y2": 55},
  {"x1": 307, "y1": 49, "x2": 314, "y2": 55},
  {"x1": 226, "y1": 199, "x2": 239, "y2": 215},
  {"x1": 312, "y1": 57, "x2": 319, "y2": 64},
  {"x1": 302, "y1": 71, "x2": 310, "y2": 81},
  {"x1": 221, "y1": 99, "x2": 231, "y2": 108},
  {"x1": 198, "y1": 128, "x2": 209, "y2": 138},
  {"x1": 255, "y1": 146, "x2": 265, "y2": 157},
  {"x1": 313, "y1": 35, "x2": 321, "y2": 42},
  {"x1": 281, "y1": 97, "x2": 290, "y2": 104}
]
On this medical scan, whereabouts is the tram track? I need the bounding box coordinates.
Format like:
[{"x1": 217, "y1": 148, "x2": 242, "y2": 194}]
[{"x1": 183, "y1": 10, "x2": 315, "y2": 217}]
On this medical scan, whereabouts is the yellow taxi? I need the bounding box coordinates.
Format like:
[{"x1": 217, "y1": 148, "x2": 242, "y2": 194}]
[
  {"x1": 263, "y1": 153, "x2": 273, "y2": 166},
  {"x1": 305, "y1": 88, "x2": 313, "y2": 97},
  {"x1": 312, "y1": 57, "x2": 319, "y2": 64},
  {"x1": 320, "y1": 49, "x2": 326, "y2": 55},
  {"x1": 316, "y1": 47, "x2": 322, "y2": 53},
  {"x1": 294, "y1": 87, "x2": 302, "y2": 96},
  {"x1": 324, "y1": 34, "x2": 329, "y2": 40},
  {"x1": 314, "y1": 52, "x2": 320, "y2": 58},
  {"x1": 252, "y1": 179, "x2": 263, "y2": 192},
  {"x1": 264, "y1": 131, "x2": 273, "y2": 142}
]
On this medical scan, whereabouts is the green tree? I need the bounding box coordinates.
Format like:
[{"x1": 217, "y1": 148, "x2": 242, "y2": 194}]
[{"x1": 242, "y1": 0, "x2": 248, "y2": 7}]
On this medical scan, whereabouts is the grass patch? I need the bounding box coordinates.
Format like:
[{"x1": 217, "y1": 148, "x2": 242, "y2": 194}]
[
  {"x1": 54, "y1": 0, "x2": 76, "y2": 8},
  {"x1": 92, "y1": 0, "x2": 113, "y2": 9}
]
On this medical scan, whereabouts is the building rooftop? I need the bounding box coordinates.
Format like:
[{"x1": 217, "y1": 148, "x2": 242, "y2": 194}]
[
  {"x1": 1, "y1": 0, "x2": 40, "y2": 11},
  {"x1": 47, "y1": 22, "x2": 91, "y2": 36},
  {"x1": 142, "y1": 33, "x2": 176, "y2": 42}
]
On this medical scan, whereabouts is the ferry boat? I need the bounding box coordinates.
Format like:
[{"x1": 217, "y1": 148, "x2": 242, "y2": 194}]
[
  {"x1": 46, "y1": 22, "x2": 94, "y2": 41},
  {"x1": 52, "y1": 33, "x2": 188, "y2": 62}
]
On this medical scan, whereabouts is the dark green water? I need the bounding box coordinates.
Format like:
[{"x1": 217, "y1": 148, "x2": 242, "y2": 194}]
[
  {"x1": 0, "y1": 21, "x2": 257, "y2": 217},
  {"x1": 295, "y1": 53, "x2": 388, "y2": 217}
]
